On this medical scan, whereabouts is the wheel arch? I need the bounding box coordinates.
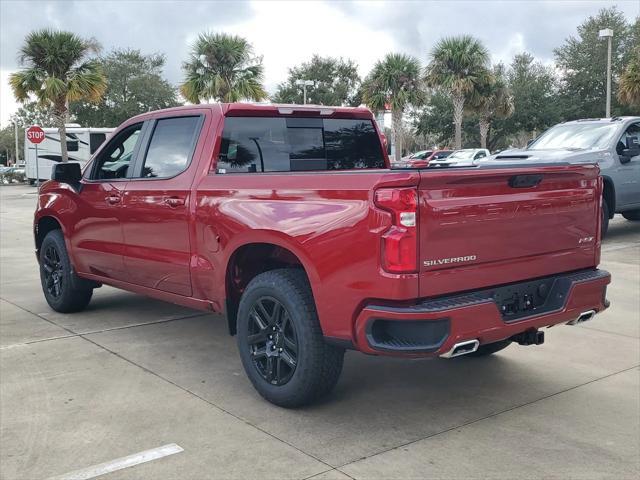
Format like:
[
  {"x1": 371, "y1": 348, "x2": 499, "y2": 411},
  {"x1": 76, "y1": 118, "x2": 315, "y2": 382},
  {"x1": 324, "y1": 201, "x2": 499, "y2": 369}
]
[
  {"x1": 35, "y1": 215, "x2": 64, "y2": 254},
  {"x1": 223, "y1": 238, "x2": 319, "y2": 336}
]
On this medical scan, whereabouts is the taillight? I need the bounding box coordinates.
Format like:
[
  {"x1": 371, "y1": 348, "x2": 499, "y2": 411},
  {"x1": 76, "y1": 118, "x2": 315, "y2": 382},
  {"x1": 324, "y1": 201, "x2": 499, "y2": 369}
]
[{"x1": 374, "y1": 187, "x2": 418, "y2": 273}]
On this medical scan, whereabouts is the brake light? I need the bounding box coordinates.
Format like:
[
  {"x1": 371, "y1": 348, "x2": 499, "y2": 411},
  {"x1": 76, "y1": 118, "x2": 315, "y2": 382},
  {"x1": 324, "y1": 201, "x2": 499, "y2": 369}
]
[{"x1": 374, "y1": 188, "x2": 418, "y2": 273}]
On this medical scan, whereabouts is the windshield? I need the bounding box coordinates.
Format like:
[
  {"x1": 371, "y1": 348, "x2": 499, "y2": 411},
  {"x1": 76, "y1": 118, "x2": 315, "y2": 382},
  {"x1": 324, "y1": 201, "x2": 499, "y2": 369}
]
[
  {"x1": 447, "y1": 150, "x2": 475, "y2": 160},
  {"x1": 529, "y1": 123, "x2": 620, "y2": 150}
]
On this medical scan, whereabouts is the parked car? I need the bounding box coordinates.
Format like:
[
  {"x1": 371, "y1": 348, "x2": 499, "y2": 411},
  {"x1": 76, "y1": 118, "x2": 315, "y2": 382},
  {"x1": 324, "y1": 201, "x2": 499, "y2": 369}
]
[
  {"x1": 1, "y1": 166, "x2": 26, "y2": 184},
  {"x1": 404, "y1": 150, "x2": 432, "y2": 160},
  {"x1": 428, "y1": 148, "x2": 490, "y2": 167},
  {"x1": 487, "y1": 116, "x2": 640, "y2": 235},
  {"x1": 35, "y1": 104, "x2": 610, "y2": 407},
  {"x1": 396, "y1": 149, "x2": 453, "y2": 168}
]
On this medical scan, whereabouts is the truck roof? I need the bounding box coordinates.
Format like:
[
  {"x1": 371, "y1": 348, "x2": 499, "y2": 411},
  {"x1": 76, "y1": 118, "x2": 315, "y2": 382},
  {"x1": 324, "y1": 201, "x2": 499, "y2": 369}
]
[
  {"x1": 128, "y1": 103, "x2": 375, "y2": 122},
  {"x1": 36, "y1": 127, "x2": 115, "y2": 133}
]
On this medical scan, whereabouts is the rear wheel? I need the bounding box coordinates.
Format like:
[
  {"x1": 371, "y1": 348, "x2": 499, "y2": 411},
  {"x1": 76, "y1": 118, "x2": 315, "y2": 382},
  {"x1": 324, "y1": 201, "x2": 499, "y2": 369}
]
[
  {"x1": 622, "y1": 209, "x2": 640, "y2": 221},
  {"x1": 467, "y1": 339, "x2": 512, "y2": 357},
  {"x1": 39, "y1": 230, "x2": 93, "y2": 313},
  {"x1": 236, "y1": 269, "x2": 344, "y2": 408}
]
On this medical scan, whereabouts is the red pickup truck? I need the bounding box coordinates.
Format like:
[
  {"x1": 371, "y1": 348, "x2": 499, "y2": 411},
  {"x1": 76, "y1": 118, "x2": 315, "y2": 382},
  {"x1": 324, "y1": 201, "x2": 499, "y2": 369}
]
[{"x1": 35, "y1": 104, "x2": 610, "y2": 407}]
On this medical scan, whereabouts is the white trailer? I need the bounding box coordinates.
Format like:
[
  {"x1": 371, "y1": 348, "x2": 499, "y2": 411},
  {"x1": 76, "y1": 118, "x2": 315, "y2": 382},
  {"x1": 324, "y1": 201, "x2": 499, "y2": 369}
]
[{"x1": 25, "y1": 125, "x2": 114, "y2": 183}]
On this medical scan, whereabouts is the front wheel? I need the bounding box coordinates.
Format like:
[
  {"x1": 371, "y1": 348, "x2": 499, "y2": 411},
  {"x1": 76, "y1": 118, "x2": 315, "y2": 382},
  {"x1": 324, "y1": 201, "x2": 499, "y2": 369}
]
[
  {"x1": 236, "y1": 269, "x2": 344, "y2": 408},
  {"x1": 39, "y1": 230, "x2": 93, "y2": 313},
  {"x1": 622, "y1": 209, "x2": 640, "y2": 221},
  {"x1": 601, "y1": 200, "x2": 610, "y2": 237}
]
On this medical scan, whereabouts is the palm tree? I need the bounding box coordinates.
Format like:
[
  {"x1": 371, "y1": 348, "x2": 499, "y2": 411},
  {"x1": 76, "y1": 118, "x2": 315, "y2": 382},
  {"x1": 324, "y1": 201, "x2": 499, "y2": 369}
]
[
  {"x1": 181, "y1": 33, "x2": 267, "y2": 103},
  {"x1": 425, "y1": 36, "x2": 490, "y2": 149},
  {"x1": 10, "y1": 29, "x2": 106, "y2": 162},
  {"x1": 468, "y1": 65, "x2": 514, "y2": 149},
  {"x1": 618, "y1": 48, "x2": 640, "y2": 108},
  {"x1": 362, "y1": 53, "x2": 424, "y2": 162}
]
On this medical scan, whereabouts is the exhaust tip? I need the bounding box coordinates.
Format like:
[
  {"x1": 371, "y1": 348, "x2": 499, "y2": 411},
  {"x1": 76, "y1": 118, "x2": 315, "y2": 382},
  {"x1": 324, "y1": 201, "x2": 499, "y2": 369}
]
[
  {"x1": 568, "y1": 309, "x2": 597, "y2": 325},
  {"x1": 440, "y1": 339, "x2": 480, "y2": 358}
]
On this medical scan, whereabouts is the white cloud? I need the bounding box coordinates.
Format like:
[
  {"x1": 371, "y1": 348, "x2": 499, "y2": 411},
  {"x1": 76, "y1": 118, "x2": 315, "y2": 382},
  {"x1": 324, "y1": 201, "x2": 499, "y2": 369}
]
[{"x1": 220, "y1": 1, "x2": 397, "y2": 93}]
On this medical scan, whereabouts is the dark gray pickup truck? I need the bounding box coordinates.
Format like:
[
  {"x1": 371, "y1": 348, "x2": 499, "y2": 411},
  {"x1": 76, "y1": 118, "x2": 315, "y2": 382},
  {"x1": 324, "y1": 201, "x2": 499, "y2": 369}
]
[{"x1": 490, "y1": 116, "x2": 640, "y2": 235}]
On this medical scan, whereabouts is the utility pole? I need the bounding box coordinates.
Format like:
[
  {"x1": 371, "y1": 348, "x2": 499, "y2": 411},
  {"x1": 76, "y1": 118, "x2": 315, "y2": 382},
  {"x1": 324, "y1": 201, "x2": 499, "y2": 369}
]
[
  {"x1": 13, "y1": 121, "x2": 20, "y2": 166},
  {"x1": 599, "y1": 28, "x2": 614, "y2": 118},
  {"x1": 295, "y1": 79, "x2": 314, "y2": 105}
]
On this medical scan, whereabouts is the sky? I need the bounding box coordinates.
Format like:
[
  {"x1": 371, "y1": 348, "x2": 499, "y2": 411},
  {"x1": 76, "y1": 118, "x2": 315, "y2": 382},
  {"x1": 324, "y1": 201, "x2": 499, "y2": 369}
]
[{"x1": 1, "y1": 0, "x2": 639, "y2": 127}]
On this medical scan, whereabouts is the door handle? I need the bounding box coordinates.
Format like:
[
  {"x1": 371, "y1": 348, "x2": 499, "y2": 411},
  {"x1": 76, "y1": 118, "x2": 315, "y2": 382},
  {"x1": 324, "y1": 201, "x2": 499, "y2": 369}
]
[
  {"x1": 164, "y1": 196, "x2": 185, "y2": 207},
  {"x1": 105, "y1": 195, "x2": 121, "y2": 205}
]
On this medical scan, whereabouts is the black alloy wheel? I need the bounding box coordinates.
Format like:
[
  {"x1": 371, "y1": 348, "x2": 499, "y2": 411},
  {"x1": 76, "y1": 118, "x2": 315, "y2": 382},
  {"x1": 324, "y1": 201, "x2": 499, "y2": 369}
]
[
  {"x1": 247, "y1": 296, "x2": 298, "y2": 386},
  {"x1": 42, "y1": 244, "x2": 64, "y2": 298},
  {"x1": 39, "y1": 229, "x2": 93, "y2": 313}
]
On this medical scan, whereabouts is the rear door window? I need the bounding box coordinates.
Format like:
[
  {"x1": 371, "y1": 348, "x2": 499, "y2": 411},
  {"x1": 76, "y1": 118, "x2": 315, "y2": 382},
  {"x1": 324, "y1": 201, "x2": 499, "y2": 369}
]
[{"x1": 217, "y1": 117, "x2": 385, "y2": 173}]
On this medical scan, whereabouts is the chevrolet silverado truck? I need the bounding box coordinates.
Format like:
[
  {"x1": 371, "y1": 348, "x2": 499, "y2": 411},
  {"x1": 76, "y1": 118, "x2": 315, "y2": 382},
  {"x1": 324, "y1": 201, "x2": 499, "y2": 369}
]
[
  {"x1": 35, "y1": 104, "x2": 611, "y2": 407},
  {"x1": 490, "y1": 116, "x2": 640, "y2": 235}
]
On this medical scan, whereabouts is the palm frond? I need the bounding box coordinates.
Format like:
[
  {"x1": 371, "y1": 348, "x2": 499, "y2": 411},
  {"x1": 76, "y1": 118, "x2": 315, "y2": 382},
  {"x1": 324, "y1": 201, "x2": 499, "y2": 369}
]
[
  {"x1": 362, "y1": 53, "x2": 424, "y2": 112},
  {"x1": 181, "y1": 32, "x2": 266, "y2": 102}
]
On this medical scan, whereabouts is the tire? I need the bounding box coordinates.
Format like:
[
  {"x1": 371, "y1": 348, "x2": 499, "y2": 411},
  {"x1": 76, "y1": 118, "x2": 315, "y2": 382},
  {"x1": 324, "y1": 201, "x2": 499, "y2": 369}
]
[
  {"x1": 39, "y1": 229, "x2": 93, "y2": 313},
  {"x1": 467, "y1": 339, "x2": 512, "y2": 357},
  {"x1": 236, "y1": 269, "x2": 344, "y2": 408},
  {"x1": 622, "y1": 209, "x2": 640, "y2": 221},
  {"x1": 601, "y1": 199, "x2": 610, "y2": 238}
]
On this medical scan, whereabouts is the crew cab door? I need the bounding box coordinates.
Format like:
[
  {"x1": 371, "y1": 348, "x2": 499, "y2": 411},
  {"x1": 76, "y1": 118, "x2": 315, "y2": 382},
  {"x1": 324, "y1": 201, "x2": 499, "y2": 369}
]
[
  {"x1": 121, "y1": 114, "x2": 206, "y2": 296},
  {"x1": 72, "y1": 122, "x2": 144, "y2": 280}
]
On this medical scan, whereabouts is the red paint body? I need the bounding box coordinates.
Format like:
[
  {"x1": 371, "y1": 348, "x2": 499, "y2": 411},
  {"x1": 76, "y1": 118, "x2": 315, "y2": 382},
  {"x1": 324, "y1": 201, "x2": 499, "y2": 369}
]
[{"x1": 34, "y1": 104, "x2": 610, "y2": 357}]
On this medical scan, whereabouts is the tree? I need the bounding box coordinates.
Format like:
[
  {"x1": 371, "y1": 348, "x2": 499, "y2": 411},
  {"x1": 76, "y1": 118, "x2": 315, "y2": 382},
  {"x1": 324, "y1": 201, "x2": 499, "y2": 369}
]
[
  {"x1": 10, "y1": 102, "x2": 57, "y2": 128},
  {"x1": 9, "y1": 29, "x2": 107, "y2": 162},
  {"x1": 425, "y1": 35, "x2": 490, "y2": 149},
  {"x1": 71, "y1": 49, "x2": 179, "y2": 127},
  {"x1": 362, "y1": 53, "x2": 425, "y2": 162},
  {"x1": 181, "y1": 33, "x2": 267, "y2": 103},
  {"x1": 554, "y1": 7, "x2": 639, "y2": 118},
  {"x1": 468, "y1": 64, "x2": 514, "y2": 149},
  {"x1": 272, "y1": 55, "x2": 361, "y2": 106},
  {"x1": 0, "y1": 126, "x2": 19, "y2": 165},
  {"x1": 490, "y1": 53, "x2": 563, "y2": 148},
  {"x1": 413, "y1": 92, "x2": 477, "y2": 149},
  {"x1": 618, "y1": 48, "x2": 640, "y2": 108}
]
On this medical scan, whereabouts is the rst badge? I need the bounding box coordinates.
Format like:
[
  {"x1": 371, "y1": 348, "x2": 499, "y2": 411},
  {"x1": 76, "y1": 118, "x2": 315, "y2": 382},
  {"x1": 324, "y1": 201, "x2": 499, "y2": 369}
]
[{"x1": 423, "y1": 255, "x2": 477, "y2": 267}]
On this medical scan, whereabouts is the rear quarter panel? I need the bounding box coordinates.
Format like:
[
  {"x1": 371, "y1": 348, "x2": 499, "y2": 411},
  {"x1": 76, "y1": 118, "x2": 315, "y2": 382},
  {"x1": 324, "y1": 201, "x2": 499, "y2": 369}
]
[{"x1": 191, "y1": 170, "x2": 421, "y2": 340}]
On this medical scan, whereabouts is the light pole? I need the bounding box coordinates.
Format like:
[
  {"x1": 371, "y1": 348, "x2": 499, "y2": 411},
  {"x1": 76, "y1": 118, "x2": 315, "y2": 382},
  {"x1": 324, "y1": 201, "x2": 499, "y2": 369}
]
[
  {"x1": 13, "y1": 121, "x2": 20, "y2": 166},
  {"x1": 599, "y1": 28, "x2": 613, "y2": 118},
  {"x1": 295, "y1": 79, "x2": 314, "y2": 105}
]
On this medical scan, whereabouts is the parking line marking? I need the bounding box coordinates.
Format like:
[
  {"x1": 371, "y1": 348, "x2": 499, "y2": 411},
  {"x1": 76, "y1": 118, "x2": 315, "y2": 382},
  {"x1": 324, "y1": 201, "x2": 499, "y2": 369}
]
[{"x1": 46, "y1": 443, "x2": 184, "y2": 480}]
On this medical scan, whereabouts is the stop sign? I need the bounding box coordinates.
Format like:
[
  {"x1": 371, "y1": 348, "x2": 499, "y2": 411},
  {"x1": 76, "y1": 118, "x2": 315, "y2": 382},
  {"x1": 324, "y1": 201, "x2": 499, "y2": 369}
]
[{"x1": 27, "y1": 126, "x2": 45, "y2": 144}]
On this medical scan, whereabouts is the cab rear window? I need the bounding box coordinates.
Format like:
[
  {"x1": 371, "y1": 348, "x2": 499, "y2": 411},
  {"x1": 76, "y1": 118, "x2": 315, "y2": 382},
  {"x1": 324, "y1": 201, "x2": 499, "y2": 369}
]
[{"x1": 217, "y1": 117, "x2": 385, "y2": 173}]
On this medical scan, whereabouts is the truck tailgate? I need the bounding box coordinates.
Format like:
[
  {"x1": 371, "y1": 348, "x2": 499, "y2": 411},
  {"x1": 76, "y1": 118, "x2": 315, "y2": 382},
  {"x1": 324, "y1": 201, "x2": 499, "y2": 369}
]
[{"x1": 418, "y1": 164, "x2": 601, "y2": 298}]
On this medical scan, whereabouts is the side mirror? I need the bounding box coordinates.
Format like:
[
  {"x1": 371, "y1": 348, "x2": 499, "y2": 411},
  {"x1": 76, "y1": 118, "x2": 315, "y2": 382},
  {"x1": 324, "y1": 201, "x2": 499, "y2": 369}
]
[
  {"x1": 621, "y1": 136, "x2": 640, "y2": 163},
  {"x1": 526, "y1": 139, "x2": 536, "y2": 148},
  {"x1": 51, "y1": 162, "x2": 82, "y2": 188},
  {"x1": 621, "y1": 148, "x2": 640, "y2": 163}
]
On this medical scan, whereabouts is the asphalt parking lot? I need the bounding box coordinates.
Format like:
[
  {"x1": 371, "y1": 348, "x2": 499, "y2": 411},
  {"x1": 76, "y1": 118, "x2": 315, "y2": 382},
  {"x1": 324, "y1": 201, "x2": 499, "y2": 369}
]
[{"x1": 1, "y1": 183, "x2": 639, "y2": 480}]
